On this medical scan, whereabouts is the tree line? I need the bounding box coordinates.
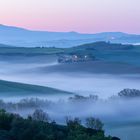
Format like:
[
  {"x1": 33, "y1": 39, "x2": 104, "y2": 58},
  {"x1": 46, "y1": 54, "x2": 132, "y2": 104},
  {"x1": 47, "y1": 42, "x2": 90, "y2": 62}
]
[{"x1": 0, "y1": 109, "x2": 120, "y2": 140}]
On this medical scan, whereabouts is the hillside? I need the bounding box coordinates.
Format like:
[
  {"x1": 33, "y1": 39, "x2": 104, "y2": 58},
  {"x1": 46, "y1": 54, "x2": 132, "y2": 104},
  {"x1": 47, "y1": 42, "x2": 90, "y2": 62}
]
[
  {"x1": 0, "y1": 41, "x2": 140, "y2": 66},
  {"x1": 0, "y1": 80, "x2": 73, "y2": 96},
  {"x1": 0, "y1": 46, "x2": 64, "y2": 55},
  {"x1": 0, "y1": 41, "x2": 137, "y2": 55},
  {"x1": 74, "y1": 41, "x2": 134, "y2": 50},
  {"x1": 0, "y1": 43, "x2": 17, "y2": 48},
  {"x1": 63, "y1": 42, "x2": 140, "y2": 66}
]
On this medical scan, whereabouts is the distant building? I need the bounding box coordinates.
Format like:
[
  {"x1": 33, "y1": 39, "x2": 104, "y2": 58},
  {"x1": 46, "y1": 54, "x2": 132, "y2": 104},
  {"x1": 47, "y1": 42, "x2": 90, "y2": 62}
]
[{"x1": 58, "y1": 54, "x2": 95, "y2": 63}]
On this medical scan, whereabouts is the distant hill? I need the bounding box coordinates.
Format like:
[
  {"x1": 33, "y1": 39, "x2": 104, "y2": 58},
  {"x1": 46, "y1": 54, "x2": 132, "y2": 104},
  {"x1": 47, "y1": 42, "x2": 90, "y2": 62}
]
[
  {"x1": 0, "y1": 24, "x2": 140, "y2": 47},
  {"x1": 0, "y1": 80, "x2": 73, "y2": 96},
  {"x1": 0, "y1": 43, "x2": 16, "y2": 48},
  {"x1": 74, "y1": 41, "x2": 134, "y2": 50},
  {"x1": 0, "y1": 42, "x2": 134, "y2": 57}
]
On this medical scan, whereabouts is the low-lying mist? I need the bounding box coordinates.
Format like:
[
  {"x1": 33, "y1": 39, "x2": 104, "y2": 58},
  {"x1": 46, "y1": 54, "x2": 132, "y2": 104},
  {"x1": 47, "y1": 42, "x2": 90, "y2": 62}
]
[
  {"x1": 0, "y1": 55, "x2": 140, "y2": 140},
  {"x1": 1, "y1": 95, "x2": 140, "y2": 140},
  {"x1": 0, "y1": 56, "x2": 140, "y2": 99},
  {"x1": 1, "y1": 95, "x2": 140, "y2": 123}
]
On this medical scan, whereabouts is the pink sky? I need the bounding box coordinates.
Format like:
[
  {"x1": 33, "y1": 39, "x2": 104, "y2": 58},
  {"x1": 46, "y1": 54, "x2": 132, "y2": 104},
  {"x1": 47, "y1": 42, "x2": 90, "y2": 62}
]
[{"x1": 0, "y1": 0, "x2": 140, "y2": 34}]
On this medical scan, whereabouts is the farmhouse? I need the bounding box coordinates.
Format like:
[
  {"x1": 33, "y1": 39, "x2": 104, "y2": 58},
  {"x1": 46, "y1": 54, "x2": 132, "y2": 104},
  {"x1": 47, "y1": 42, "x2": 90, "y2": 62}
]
[{"x1": 58, "y1": 54, "x2": 95, "y2": 63}]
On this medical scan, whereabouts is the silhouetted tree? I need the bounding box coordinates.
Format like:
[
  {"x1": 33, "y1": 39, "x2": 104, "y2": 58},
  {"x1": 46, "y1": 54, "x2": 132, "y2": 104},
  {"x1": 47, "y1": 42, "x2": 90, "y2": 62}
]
[
  {"x1": 31, "y1": 109, "x2": 50, "y2": 122},
  {"x1": 86, "y1": 117, "x2": 104, "y2": 130}
]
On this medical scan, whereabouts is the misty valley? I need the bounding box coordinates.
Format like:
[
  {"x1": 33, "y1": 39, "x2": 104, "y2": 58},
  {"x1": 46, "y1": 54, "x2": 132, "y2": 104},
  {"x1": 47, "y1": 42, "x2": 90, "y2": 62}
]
[{"x1": 0, "y1": 41, "x2": 140, "y2": 140}]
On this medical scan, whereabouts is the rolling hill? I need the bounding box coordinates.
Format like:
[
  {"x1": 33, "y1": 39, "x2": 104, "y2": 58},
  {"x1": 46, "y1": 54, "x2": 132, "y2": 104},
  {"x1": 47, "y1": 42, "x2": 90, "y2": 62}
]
[
  {"x1": 0, "y1": 80, "x2": 73, "y2": 97},
  {"x1": 0, "y1": 24, "x2": 140, "y2": 47}
]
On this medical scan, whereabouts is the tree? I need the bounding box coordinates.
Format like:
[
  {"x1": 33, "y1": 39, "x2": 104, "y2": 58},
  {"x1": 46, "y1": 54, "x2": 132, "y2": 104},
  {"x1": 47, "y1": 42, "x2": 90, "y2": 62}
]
[
  {"x1": 31, "y1": 109, "x2": 50, "y2": 122},
  {"x1": 66, "y1": 116, "x2": 81, "y2": 126},
  {"x1": 85, "y1": 117, "x2": 104, "y2": 130}
]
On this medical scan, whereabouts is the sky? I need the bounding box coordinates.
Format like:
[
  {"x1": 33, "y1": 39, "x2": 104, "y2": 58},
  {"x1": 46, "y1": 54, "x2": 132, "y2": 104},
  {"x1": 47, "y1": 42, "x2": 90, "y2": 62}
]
[{"x1": 0, "y1": 0, "x2": 140, "y2": 34}]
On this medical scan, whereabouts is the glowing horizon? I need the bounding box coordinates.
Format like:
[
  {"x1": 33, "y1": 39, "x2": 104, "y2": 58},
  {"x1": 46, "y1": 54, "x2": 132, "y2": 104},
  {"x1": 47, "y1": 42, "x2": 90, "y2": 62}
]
[{"x1": 0, "y1": 0, "x2": 140, "y2": 34}]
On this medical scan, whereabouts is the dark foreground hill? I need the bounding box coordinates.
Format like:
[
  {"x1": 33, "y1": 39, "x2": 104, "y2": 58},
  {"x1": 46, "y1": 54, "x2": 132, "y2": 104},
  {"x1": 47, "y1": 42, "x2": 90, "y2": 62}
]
[{"x1": 0, "y1": 109, "x2": 120, "y2": 140}]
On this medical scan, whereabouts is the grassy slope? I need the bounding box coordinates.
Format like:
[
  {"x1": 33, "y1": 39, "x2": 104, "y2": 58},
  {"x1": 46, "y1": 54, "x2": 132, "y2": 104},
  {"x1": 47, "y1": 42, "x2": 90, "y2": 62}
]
[{"x1": 0, "y1": 80, "x2": 73, "y2": 96}]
